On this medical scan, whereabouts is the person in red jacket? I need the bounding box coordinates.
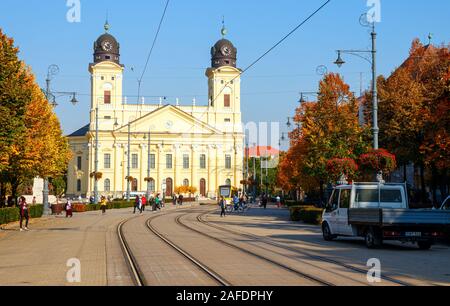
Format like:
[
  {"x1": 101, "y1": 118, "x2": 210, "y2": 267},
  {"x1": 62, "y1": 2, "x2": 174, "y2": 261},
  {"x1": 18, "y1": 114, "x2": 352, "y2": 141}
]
[
  {"x1": 19, "y1": 197, "x2": 30, "y2": 232},
  {"x1": 141, "y1": 196, "x2": 147, "y2": 212}
]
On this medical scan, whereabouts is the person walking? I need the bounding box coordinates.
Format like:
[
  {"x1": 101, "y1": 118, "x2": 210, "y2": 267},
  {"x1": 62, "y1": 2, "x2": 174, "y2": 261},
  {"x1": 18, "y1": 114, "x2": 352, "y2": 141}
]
[
  {"x1": 262, "y1": 194, "x2": 268, "y2": 210},
  {"x1": 178, "y1": 194, "x2": 184, "y2": 206},
  {"x1": 142, "y1": 196, "x2": 147, "y2": 212},
  {"x1": 219, "y1": 196, "x2": 227, "y2": 218},
  {"x1": 156, "y1": 195, "x2": 161, "y2": 210},
  {"x1": 19, "y1": 197, "x2": 29, "y2": 231},
  {"x1": 133, "y1": 196, "x2": 140, "y2": 214},
  {"x1": 276, "y1": 195, "x2": 282, "y2": 209},
  {"x1": 172, "y1": 194, "x2": 177, "y2": 206},
  {"x1": 100, "y1": 196, "x2": 108, "y2": 215},
  {"x1": 65, "y1": 200, "x2": 73, "y2": 218}
]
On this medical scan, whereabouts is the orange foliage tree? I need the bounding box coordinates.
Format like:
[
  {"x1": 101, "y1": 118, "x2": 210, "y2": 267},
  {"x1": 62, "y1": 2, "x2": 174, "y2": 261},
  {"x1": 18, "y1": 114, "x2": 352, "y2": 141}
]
[
  {"x1": 0, "y1": 29, "x2": 71, "y2": 200},
  {"x1": 277, "y1": 73, "x2": 371, "y2": 201}
]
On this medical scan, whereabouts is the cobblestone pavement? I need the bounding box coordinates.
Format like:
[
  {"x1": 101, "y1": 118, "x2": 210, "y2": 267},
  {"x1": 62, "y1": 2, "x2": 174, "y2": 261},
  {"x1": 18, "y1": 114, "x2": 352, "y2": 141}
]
[{"x1": 204, "y1": 203, "x2": 450, "y2": 286}]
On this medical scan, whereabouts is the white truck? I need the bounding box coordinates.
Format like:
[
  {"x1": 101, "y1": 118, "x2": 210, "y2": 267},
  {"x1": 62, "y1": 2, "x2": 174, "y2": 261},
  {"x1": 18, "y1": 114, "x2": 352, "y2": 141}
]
[{"x1": 322, "y1": 183, "x2": 450, "y2": 250}]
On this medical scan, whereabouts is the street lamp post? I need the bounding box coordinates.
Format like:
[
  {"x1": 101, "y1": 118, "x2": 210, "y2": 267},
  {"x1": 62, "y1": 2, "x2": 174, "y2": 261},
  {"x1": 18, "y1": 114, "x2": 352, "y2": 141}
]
[
  {"x1": 42, "y1": 65, "x2": 78, "y2": 214},
  {"x1": 334, "y1": 15, "x2": 379, "y2": 150},
  {"x1": 94, "y1": 107, "x2": 99, "y2": 204},
  {"x1": 126, "y1": 123, "x2": 131, "y2": 202},
  {"x1": 146, "y1": 129, "x2": 152, "y2": 201}
]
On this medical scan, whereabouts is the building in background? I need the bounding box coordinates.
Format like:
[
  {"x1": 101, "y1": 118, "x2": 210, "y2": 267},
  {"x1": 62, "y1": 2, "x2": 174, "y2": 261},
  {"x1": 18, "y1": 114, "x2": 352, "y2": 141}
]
[{"x1": 66, "y1": 23, "x2": 244, "y2": 199}]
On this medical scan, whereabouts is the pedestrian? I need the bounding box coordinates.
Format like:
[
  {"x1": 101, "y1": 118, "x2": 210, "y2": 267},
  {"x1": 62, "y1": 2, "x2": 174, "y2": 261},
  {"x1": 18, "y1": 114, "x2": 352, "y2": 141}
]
[
  {"x1": 142, "y1": 196, "x2": 147, "y2": 212},
  {"x1": 155, "y1": 194, "x2": 162, "y2": 210},
  {"x1": 262, "y1": 194, "x2": 268, "y2": 210},
  {"x1": 276, "y1": 195, "x2": 282, "y2": 208},
  {"x1": 233, "y1": 194, "x2": 239, "y2": 211},
  {"x1": 65, "y1": 200, "x2": 73, "y2": 218},
  {"x1": 138, "y1": 196, "x2": 143, "y2": 214},
  {"x1": 178, "y1": 194, "x2": 184, "y2": 206},
  {"x1": 172, "y1": 194, "x2": 177, "y2": 206},
  {"x1": 19, "y1": 197, "x2": 29, "y2": 231},
  {"x1": 100, "y1": 196, "x2": 107, "y2": 214},
  {"x1": 219, "y1": 196, "x2": 227, "y2": 218},
  {"x1": 133, "y1": 196, "x2": 140, "y2": 214}
]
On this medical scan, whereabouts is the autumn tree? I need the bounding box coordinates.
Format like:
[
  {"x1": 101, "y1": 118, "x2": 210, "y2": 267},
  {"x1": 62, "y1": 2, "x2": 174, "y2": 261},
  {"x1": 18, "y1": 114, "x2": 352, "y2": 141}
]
[
  {"x1": 372, "y1": 39, "x2": 450, "y2": 203},
  {"x1": 278, "y1": 73, "x2": 371, "y2": 201},
  {"x1": 0, "y1": 29, "x2": 71, "y2": 201}
]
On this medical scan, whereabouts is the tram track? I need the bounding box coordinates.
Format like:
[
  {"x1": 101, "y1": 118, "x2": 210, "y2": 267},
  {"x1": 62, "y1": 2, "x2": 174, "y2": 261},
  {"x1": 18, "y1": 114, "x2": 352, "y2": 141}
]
[
  {"x1": 174, "y1": 212, "x2": 335, "y2": 286},
  {"x1": 197, "y1": 210, "x2": 414, "y2": 286}
]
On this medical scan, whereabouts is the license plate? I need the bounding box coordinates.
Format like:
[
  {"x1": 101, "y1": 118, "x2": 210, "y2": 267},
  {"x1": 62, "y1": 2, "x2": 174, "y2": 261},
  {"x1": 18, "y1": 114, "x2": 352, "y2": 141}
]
[{"x1": 405, "y1": 232, "x2": 422, "y2": 237}]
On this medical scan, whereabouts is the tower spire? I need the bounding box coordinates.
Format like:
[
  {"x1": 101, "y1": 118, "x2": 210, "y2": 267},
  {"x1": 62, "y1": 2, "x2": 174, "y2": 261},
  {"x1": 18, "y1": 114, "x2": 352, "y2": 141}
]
[
  {"x1": 221, "y1": 16, "x2": 228, "y2": 38},
  {"x1": 104, "y1": 11, "x2": 110, "y2": 32}
]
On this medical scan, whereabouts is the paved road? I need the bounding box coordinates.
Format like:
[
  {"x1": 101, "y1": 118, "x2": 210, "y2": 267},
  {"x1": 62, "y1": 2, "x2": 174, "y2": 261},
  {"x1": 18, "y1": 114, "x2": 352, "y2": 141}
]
[
  {"x1": 205, "y1": 204, "x2": 450, "y2": 286},
  {"x1": 0, "y1": 202, "x2": 448, "y2": 286}
]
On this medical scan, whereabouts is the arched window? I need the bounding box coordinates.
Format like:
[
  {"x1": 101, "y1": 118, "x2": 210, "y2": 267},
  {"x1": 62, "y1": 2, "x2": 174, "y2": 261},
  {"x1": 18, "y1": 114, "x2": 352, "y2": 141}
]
[
  {"x1": 132, "y1": 179, "x2": 138, "y2": 192},
  {"x1": 104, "y1": 179, "x2": 111, "y2": 192},
  {"x1": 225, "y1": 179, "x2": 232, "y2": 186},
  {"x1": 200, "y1": 179, "x2": 206, "y2": 197},
  {"x1": 183, "y1": 179, "x2": 189, "y2": 187},
  {"x1": 166, "y1": 178, "x2": 173, "y2": 197}
]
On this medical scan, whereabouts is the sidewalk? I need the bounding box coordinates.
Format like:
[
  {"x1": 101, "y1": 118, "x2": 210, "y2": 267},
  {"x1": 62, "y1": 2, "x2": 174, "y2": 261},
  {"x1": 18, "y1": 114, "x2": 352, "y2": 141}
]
[{"x1": 0, "y1": 202, "x2": 201, "y2": 286}]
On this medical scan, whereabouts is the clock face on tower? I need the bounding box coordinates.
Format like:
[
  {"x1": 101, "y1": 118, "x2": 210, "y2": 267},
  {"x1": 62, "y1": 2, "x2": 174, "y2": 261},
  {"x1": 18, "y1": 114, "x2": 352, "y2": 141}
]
[
  {"x1": 102, "y1": 41, "x2": 113, "y2": 52},
  {"x1": 221, "y1": 46, "x2": 231, "y2": 56}
]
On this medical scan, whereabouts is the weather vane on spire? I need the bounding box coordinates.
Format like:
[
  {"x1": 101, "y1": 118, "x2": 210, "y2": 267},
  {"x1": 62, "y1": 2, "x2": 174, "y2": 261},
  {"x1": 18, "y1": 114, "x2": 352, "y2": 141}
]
[
  {"x1": 104, "y1": 11, "x2": 110, "y2": 32},
  {"x1": 221, "y1": 16, "x2": 228, "y2": 38}
]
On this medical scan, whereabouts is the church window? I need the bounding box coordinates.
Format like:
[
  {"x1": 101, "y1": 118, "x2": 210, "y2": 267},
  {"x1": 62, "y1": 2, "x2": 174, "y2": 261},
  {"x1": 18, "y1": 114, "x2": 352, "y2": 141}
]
[
  {"x1": 101, "y1": 76, "x2": 105, "y2": 80},
  {"x1": 183, "y1": 154, "x2": 190, "y2": 169},
  {"x1": 225, "y1": 155, "x2": 232, "y2": 169},
  {"x1": 104, "y1": 91, "x2": 111, "y2": 104},
  {"x1": 77, "y1": 156, "x2": 82, "y2": 170},
  {"x1": 132, "y1": 154, "x2": 139, "y2": 169},
  {"x1": 224, "y1": 118, "x2": 231, "y2": 123},
  {"x1": 150, "y1": 154, "x2": 156, "y2": 169},
  {"x1": 183, "y1": 179, "x2": 189, "y2": 187},
  {"x1": 224, "y1": 94, "x2": 231, "y2": 107},
  {"x1": 104, "y1": 154, "x2": 111, "y2": 169},
  {"x1": 166, "y1": 154, "x2": 173, "y2": 169},
  {"x1": 200, "y1": 154, "x2": 206, "y2": 169},
  {"x1": 77, "y1": 180, "x2": 82, "y2": 192},
  {"x1": 111, "y1": 77, "x2": 115, "y2": 81},
  {"x1": 104, "y1": 179, "x2": 111, "y2": 192}
]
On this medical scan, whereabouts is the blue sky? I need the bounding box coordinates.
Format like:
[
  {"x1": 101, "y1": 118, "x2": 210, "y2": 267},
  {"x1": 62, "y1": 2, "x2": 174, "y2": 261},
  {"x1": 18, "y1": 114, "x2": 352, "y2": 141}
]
[{"x1": 1, "y1": 0, "x2": 449, "y2": 140}]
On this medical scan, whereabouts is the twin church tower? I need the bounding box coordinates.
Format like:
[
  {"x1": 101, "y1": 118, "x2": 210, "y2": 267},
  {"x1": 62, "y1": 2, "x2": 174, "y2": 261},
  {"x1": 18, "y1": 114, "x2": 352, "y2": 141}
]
[{"x1": 66, "y1": 22, "x2": 245, "y2": 199}]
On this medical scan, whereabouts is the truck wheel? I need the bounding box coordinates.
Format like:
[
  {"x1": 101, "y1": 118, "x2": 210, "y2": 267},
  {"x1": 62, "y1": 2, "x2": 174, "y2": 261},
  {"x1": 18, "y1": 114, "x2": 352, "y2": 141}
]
[
  {"x1": 365, "y1": 228, "x2": 382, "y2": 249},
  {"x1": 418, "y1": 241, "x2": 432, "y2": 250},
  {"x1": 322, "y1": 223, "x2": 336, "y2": 241}
]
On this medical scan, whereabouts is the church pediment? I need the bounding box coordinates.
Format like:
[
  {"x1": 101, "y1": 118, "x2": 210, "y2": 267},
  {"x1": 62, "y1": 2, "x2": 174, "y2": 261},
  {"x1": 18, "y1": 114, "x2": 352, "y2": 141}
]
[{"x1": 115, "y1": 105, "x2": 222, "y2": 135}]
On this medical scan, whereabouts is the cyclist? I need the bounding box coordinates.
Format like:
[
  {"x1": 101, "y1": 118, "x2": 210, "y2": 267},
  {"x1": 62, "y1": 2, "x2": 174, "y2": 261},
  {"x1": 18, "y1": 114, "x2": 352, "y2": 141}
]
[{"x1": 233, "y1": 194, "x2": 240, "y2": 211}]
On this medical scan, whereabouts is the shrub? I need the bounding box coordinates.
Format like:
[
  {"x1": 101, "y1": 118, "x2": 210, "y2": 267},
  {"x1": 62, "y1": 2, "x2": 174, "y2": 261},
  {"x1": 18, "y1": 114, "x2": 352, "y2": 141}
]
[
  {"x1": 29, "y1": 205, "x2": 44, "y2": 218},
  {"x1": 289, "y1": 206, "x2": 303, "y2": 221},
  {"x1": 299, "y1": 207, "x2": 324, "y2": 225},
  {"x1": 0, "y1": 205, "x2": 44, "y2": 225},
  {"x1": 289, "y1": 206, "x2": 323, "y2": 225}
]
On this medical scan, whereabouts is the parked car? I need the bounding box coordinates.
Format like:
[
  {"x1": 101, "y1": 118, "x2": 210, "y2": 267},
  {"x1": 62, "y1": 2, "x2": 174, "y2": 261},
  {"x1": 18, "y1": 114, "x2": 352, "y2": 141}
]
[{"x1": 322, "y1": 183, "x2": 450, "y2": 250}]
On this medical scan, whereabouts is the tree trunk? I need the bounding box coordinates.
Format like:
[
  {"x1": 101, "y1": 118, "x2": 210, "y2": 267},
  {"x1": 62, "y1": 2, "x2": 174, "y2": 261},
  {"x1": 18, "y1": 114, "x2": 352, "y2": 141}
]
[
  {"x1": 319, "y1": 180, "x2": 324, "y2": 206},
  {"x1": 420, "y1": 163, "x2": 427, "y2": 204},
  {"x1": 431, "y1": 166, "x2": 438, "y2": 207}
]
